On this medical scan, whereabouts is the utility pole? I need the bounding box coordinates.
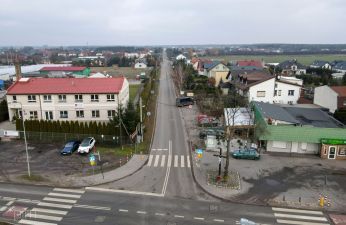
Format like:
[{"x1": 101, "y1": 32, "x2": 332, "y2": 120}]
[
  {"x1": 117, "y1": 96, "x2": 123, "y2": 150},
  {"x1": 213, "y1": 147, "x2": 226, "y2": 181},
  {"x1": 139, "y1": 97, "x2": 143, "y2": 142}
]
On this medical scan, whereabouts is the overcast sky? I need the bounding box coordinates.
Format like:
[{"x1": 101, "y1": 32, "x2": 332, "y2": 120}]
[{"x1": 1, "y1": 0, "x2": 345, "y2": 46}]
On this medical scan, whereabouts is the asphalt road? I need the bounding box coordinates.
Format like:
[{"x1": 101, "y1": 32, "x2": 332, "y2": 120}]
[{"x1": 96, "y1": 50, "x2": 204, "y2": 200}]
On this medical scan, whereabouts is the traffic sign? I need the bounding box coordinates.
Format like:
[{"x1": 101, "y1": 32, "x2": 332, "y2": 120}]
[
  {"x1": 196, "y1": 149, "x2": 203, "y2": 154},
  {"x1": 89, "y1": 154, "x2": 96, "y2": 166}
]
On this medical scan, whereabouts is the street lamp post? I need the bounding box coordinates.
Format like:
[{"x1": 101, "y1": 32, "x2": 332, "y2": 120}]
[{"x1": 13, "y1": 102, "x2": 31, "y2": 177}]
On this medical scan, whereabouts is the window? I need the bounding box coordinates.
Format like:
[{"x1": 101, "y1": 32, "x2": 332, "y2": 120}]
[
  {"x1": 29, "y1": 111, "x2": 38, "y2": 119},
  {"x1": 343, "y1": 100, "x2": 346, "y2": 106},
  {"x1": 274, "y1": 90, "x2": 277, "y2": 96},
  {"x1": 12, "y1": 95, "x2": 17, "y2": 102},
  {"x1": 288, "y1": 101, "x2": 293, "y2": 105},
  {"x1": 256, "y1": 91, "x2": 266, "y2": 97},
  {"x1": 75, "y1": 94, "x2": 83, "y2": 102},
  {"x1": 92, "y1": 110, "x2": 100, "y2": 118},
  {"x1": 274, "y1": 83, "x2": 278, "y2": 88},
  {"x1": 60, "y1": 111, "x2": 68, "y2": 118},
  {"x1": 107, "y1": 94, "x2": 115, "y2": 102},
  {"x1": 288, "y1": 90, "x2": 295, "y2": 96},
  {"x1": 58, "y1": 95, "x2": 66, "y2": 102},
  {"x1": 108, "y1": 110, "x2": 116, "y2": 118},
  {"x1": 278, "y1": 90, "x2": 282, "y2": 96},
  {"x1": 91, "y1": 94, "x2": 99, "y2": 102},
  {"x1": 338, "y1": 147, "x2": 346, "y2": 156},
  {"x1": 28, "y1": 95, "x2": 36, "y2": 102},
  {"x1": 301, "y1": 142, "x2": 307, "y2": 150},
  {"x1": 76, "y1": 110, "x2": 84, "y2": 118},
  {"x1": 43, "y1": 95, "x2": 52, "y2": 102},
  {"x1": 45, "y1": 111, "x2": 53, "y2": 120}
]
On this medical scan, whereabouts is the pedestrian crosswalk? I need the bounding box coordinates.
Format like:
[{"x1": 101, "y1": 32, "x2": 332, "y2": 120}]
[
  {"x1": 272, "y1": 207, "x2": 330, "y2": 225},
  {"x1": 147, "y1": 154, "x2": 191, "y2": 168},
  {"x1": 18, "y1": 188, "x2": 85, "y2": 225}
]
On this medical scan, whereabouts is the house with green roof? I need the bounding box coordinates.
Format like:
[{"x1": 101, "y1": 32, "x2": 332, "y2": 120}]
[{"x1": 253, "y1": 101, "x2": 346, "y2": 159}]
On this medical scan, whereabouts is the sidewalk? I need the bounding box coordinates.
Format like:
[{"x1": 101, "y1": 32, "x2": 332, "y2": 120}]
[{"x1": 54, "y1": 154, "x2": 148, "y2": 187}]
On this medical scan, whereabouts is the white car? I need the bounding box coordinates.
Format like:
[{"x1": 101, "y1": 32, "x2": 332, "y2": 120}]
[{"x1": 77, "y1": 137, "x2": 96, "y2": 154}]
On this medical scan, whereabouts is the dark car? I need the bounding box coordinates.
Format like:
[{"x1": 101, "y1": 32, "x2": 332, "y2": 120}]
[
  {"x1": 61, "y1": 141, "x2": 81, "y2": 155},
  {"x1": 176, "y1": 97, "x2": 194, "y2": 107},
  {"x1": 232, "y1": 148, "x2": 260, "y2": 160},
  {"x1": 199, "y1": 129, "x2": 225, "y2": 139}
]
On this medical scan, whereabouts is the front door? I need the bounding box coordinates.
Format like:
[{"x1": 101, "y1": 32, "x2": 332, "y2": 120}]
[{"x1": 328, "y1": 146, "x2": 336, "y2": 159}]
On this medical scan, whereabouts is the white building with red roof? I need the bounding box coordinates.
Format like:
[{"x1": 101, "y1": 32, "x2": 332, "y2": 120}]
[{"x1": 6, "y1": 77, "x2": 129, "y2": 122}]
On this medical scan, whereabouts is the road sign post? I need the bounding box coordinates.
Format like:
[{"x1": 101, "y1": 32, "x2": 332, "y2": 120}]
[{"x1": 213, "y1": 148, "x2": 227, "y2": 182}]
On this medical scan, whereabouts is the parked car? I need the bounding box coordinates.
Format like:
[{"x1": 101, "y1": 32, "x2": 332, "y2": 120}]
[
  {"x1": 61, "y1": 140, "x2": 80, "y2": 155},
  {"x1": 176, "y1": 97, "x2": 194, "y2": 107},
  {"x1": 232, "y1": 148, "x2": 260, "y2": 160},
  {"x1": 199, "y1": 129, "x2": 225, "y2": 139},
  {"x1": 77, "y1": 137, "x2": 96, "y2": 154}
]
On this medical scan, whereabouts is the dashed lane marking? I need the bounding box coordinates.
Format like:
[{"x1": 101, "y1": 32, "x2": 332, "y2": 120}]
[
  {"x1": 194, "y1": 217, "x2": 205, "y2": 220},
  {"x1": 137, "y1": 211, "x2": 147, "y2": 214},
  {"x1": 174, "y1": 215, "x2": 185, "y2": 218},
  {"x1": 155, "y1": 212, "x2": 165, "y2": 216},
  {"x1": 213, "y1": 219, "x2": 225, "y2": 222}
]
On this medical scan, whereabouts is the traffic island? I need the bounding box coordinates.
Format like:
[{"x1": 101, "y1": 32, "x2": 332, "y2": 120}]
[{"x1": 206, "y1": 170, "x2": 240, "y2": 190}]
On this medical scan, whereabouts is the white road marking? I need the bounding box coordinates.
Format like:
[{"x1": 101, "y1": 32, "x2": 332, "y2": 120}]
[
  {"x1": 187, "y1": 155, "x2": 191, "y2": 168},
  {"x1": 6, "y1": 200, "x2": 14, "y2": 206},
  {"x1": 213, "y1": 219, "x2": 225, "y2": 222},
  {"x1": 277, "y1": 219, "x2": 330, "y2": 225},
  {"x1": 151, "y1": 149, "x2": 157, "y2": 151},
  {"x1": 37, "y1": 202, "x2": 72, "y2": 209},
  {"x1": 162, "y1": 140, "x2": 172, "y2": 196},
  {"x1": 274, "y1": 213, "x2": 328, "y2": 221},
  {"x1": 194, "y1": 217, "x2": 205, "y2": 220},
  {"x1": 3, "y1": 197, "x2": 15, "y2": 201},
  {"x1": 181, "y1": 155, "x2": 185, "y2": 167},
  {"x1": 137, "y1": 211, "x2": 147, "y2": 214},
  {"x1": 119, "y1": 209, "x2": 128, "y2": 212},
  {"x1": 26, "y1": 213, "x2": 63, "y2": 221},
  {"x1": 174, "y1": 155, "x2": 178, "y2": 167},
  {"x1": 53, "y1": 188, "x2": 85, "y2": 194},
  {"x1": 18, "y1": 219, "x2": 57, "y2": 225},
  {"x1": 147, "y1": 155, "x2": 153, "y2": 166},
  {"x1": 167, "y1": 155, "x2": 172, "y2": 167},
  {"x1": 0, "y1": 206, "x2": 7, "y2": 212},
  {"x1": 86, "y1": 187, "x2": 164, "y2": 197},
  {"x1": 154, "y1": 155, "x2": 160, "y2": 167},
  {"x1": 160, "y1": 155, "x2": 166, "y2": 167},
  {"x1": 17, "y1": 199, "x2": 39, "y2": 204},
  {"x1": 272, "y1": 207, "x2": 323, "y2": 215},
  {"x1": 74, "y1": 204, "x2": 111, "y2": 211},
  {"x1": 31, "y1": 208, "x2": 67, "y2": 215},
  {"x1": 174, "y1": 215, "x2": 185, "y2": 218},
  {"x1": 48, "y1": 192, "x2": 81, "y2": 199},
  {"x1": 43, "y1": 197, "x2": 77, "y2": 204},
  {"x1": 155, "y1": 212, "x2": 165, "y2": 216}
]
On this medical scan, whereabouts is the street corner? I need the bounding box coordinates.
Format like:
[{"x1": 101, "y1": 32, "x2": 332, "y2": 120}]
[{"x1": 329, "y1": 214, "x2": 346, "y2": 225}]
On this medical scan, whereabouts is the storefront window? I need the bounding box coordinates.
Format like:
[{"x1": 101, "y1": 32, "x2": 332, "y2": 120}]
[{"x1": 338, "y1": 146, "x2": 346, "y2": 156}]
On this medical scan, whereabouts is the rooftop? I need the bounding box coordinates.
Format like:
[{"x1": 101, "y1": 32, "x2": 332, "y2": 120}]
[
  {"x1": 40, "y1": 66, "x2": 87, "y2": 72},
  {"x1": 7, "y1": 77, "x2": 125, "y2": 95},
  {"x1": 331, "y1": 86, "x2": 346, "y2": 97},
  {"x1": 253, "y1": 101, "x2": 344, "y2": 128}
]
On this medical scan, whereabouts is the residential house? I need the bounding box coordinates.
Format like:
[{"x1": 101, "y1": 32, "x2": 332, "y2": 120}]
[
  {"x1": 333, "y1": 61, "x2": 346, "y2": 73},
  {"x1": 278, "y1": 59, "x2": 306, "y2": 75},
  {"x1": 6, "y1": 77, "x2": 129, "y2": 122},
  {"x1": 176, "y1": 54, "x2": 187, "y2": 61},
  {"x1": 39, "y1": 66, "x2": 91, "y2": 77},
  {"x1": 253, "y1": 101, "x2": 346, "y2": 159},
  {"x1": 202, "y1": 61, "x2": 230, "y2": 86},
  {"x1": 236, "y1": 60, "x2": 264, "y2": 69},
  {"x1": 310, "y1": 60, "x2": 332, "y2": 70},
  {"x1": 314, "y1": 85, "x2": 346, "y2": 113},
  {"x1": 233, "y1": 72, "x2": 301, "y2": 104}
]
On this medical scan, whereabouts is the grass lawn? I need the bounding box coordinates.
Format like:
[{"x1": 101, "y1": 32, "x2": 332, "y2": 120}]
[
  {"x1": 90, "y1": 66, "x2": 150, "y2": 79},
  {"x1": 201, "y1": 54, "x2": 346, "y2": 66},
  {"x1": 129, "y1": 84, "x2": 140, "y2": 101},
  {"x1": 96, "y1": 144, "x2": 145, "y2": 157}
]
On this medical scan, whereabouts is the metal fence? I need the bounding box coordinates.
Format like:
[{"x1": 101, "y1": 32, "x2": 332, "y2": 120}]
[{"x1": 17, "y1": 130, "x2": 132, "y2": 147}]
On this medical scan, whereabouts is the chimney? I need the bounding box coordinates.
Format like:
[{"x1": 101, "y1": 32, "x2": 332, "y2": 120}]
[{"x1": 15, "y1": 61, "x2": 22, "y2": 80}]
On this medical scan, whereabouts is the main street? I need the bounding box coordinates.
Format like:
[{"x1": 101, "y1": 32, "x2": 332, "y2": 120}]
[{"x1": 0, "y1": 50, "x2": 332, "y2": 225}]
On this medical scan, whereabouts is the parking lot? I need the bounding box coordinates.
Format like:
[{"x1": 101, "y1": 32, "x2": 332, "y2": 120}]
[{"x1": 0, "y1": 139, "x2": 125, "y2": 185}]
